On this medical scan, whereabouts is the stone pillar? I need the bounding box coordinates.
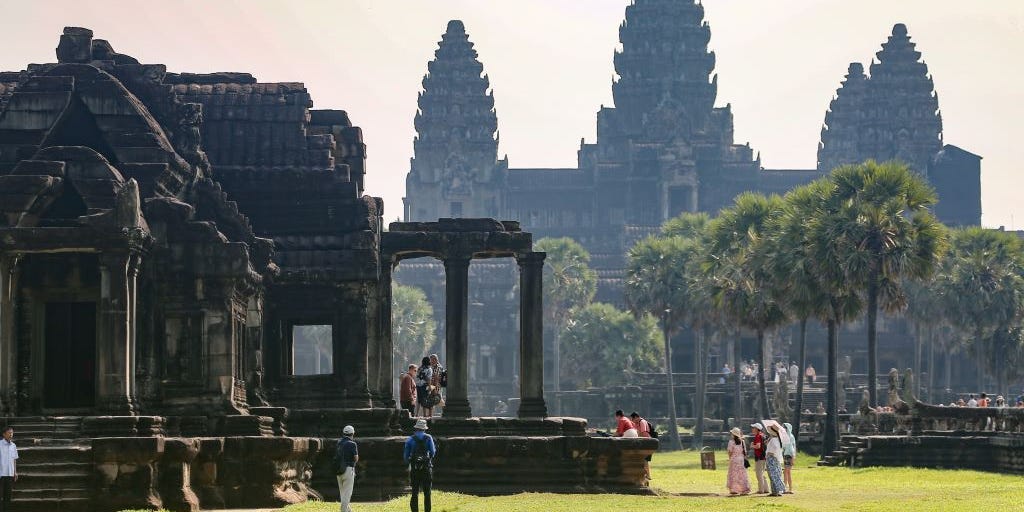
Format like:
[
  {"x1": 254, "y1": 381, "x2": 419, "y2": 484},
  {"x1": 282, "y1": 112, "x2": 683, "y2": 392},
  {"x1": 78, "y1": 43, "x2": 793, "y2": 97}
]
[
  {"x1": 97, "y1": 252, "x2": 137, "y2": 414},
  {"x1": 0, "y1": 255, "x2": 20, "y2": 412},
  {"x1": 517, "y1": 252, "x2": 548, "y2": 418},
  {"x1": 443, "y1": 256, "x2": 472, "y2": 418},
  {"x1": 377, "y1": 261, "x2": 396, "y2": 406}
]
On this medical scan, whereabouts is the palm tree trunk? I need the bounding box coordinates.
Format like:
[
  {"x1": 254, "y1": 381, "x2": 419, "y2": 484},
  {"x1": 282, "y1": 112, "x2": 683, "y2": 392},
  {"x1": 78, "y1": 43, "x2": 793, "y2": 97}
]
[
  {"x1": 927, "y1": 326, "x2": 935, "y2": 403},
  {"x1": 823, "y1": 317, "x2": 840, "y2": 458},
  {"x1": 693, "y1": 327, "x2": 707, "y2": 449},
  {"x1": 733, "y1": 328, "x2": 743, "y2": 431},
  {"x1": 913, "y1": 322, "x2": 922, "y2": 391},
  {"x1": 867, "y1": 283, "x2": 879, "y2": 407},
  {"x1": 756, "y1": 328, "x2": 770, "y2": 420},
  {"x1": 943, "y1": 345, "x2": 952, "y2": 395},
  {"x1": 793, "y1": 317, "x2": 808, "y2": 446},
  {"x1": 553, "y1": 327, "x2": 561, "y2": 415},
  {"x1": 663, "y1": 315, "x2": 682, "y2": 451}
]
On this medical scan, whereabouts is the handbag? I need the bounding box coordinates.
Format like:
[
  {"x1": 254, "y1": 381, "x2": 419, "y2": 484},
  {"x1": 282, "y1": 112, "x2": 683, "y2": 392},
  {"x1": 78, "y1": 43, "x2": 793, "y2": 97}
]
[{"x1": 743, "y1": 458, "x2": 750, "y2": 468}]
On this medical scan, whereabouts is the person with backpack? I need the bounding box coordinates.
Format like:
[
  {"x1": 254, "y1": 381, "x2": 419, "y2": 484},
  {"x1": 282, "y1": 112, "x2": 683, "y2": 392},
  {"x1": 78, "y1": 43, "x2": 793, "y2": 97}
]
[
  {"x1": 629, "y1": 412, "x2": 655, "y2": 483},
  {"x1": 415, "y1": 356, "x2": 434, "y2": 418},
  {"x1": 403, "y1": 418, "x2": 437, "y2": 512},
  {"x1": 334, "y1": 425, "x2": 358, "y2": 512}
]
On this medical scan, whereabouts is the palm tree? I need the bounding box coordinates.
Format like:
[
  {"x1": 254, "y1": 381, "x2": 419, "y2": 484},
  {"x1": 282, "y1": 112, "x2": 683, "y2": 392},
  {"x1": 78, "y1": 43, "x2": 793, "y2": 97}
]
[
  {"x1": 937, "y1": 228, "x2": 1024, "y2": 398},
  {"x1": 766, "y1": 184, "x2": 831, "y2": 444},
  {"x1": 534, "y1": 238, "x2": 597, "y2": 399},
  {"x1": 706, "y1": 193, "x2": 788, "y2": 420},
  {"x1": 826, "y1": 160, "x2": 947, "y2": 407},
  {"x1": 625, "y1": 235, "x2": 702, "y2": 451}
]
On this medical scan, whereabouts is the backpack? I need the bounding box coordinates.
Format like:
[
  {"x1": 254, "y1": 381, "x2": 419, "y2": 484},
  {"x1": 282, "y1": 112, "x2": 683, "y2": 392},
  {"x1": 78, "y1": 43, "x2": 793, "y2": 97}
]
[
  {"x1": 647, "y1": 420, "x2": 659, "y2": 439},
  {"x1": 409, "y1": 435, "x2": 432, "y2": 474},
  {"x1": 333, "y1": 438, "x2": 353, "y2": 475}
]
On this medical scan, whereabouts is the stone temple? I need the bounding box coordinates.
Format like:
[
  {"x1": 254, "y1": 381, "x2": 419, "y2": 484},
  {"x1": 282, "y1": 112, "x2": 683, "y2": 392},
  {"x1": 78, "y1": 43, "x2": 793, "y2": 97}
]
[
  {"x1": 400, "y1": 2, "x2": 983, "y2": 414},
  {"x1": 0, "y1": 27, "x2": 655, "y2": 510}
]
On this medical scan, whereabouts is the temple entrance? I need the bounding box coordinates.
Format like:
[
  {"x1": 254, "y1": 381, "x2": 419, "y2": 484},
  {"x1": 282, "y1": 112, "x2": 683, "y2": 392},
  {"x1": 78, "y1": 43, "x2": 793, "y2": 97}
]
[{"x1": 43, "y1": 302, "x2": 96, "y2": 409}]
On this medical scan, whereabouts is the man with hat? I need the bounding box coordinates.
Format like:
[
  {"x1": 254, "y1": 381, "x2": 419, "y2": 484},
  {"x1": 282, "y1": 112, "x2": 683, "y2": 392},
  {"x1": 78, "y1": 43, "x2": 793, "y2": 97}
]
[
  {"x1": 335, "y1": 425, "x2": 358, "y2": 512},
  {"x1": 404, "y1": 419, "x2": 437, "y2": 512},
  {"x1": 750, "y1": 422, "x2": 768, "y2": 494}
]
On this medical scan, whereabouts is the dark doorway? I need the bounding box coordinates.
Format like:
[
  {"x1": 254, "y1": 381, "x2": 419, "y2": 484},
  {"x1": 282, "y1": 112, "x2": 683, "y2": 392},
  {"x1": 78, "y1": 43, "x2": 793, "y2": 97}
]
[{"x1": 43, "y1": 302, "x2": 96, "y2": 409}]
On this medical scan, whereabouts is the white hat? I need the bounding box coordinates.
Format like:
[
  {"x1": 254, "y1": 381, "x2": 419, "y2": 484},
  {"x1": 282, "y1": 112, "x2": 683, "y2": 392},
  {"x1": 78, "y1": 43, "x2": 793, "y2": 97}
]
[
  {"x1": 343, "y1": 425, "x2": 355, "y2": 435},
  {"x1": 750, "y1": 423, "x2": 763, "y2": 430},
  {"x1": 414, "y1": 419, "x2": 429, "y2": 430}
]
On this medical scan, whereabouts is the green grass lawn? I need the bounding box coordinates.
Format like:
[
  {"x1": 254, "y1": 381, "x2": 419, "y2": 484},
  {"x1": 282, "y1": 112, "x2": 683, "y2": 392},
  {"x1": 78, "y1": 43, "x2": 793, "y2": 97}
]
[
  {"x1": 119, "y1": 451, "x2": 1024, "y2": 511},
  {"x1": 277, "y1": 451, "x2": 1024, "y2": 512}
]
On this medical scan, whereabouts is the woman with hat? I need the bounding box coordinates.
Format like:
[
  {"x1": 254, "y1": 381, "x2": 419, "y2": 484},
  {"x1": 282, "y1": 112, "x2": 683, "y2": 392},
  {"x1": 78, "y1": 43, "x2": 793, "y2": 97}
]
[
  {"x1": 765, "y1": 423, "x2": 787, "y2": 496},
  {"x1": 782, "y1": 422, "x2": 796, "y2": 493},
  {"x1": 726, "y1": 427, "x2": 750, "y2": 495}
]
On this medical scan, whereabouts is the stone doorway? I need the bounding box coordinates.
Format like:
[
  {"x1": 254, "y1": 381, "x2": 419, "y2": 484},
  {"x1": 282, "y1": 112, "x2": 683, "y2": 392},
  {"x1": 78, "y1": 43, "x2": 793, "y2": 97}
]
[{"x1": 43, "y1": 302, "x2": 96, "y2": 409}]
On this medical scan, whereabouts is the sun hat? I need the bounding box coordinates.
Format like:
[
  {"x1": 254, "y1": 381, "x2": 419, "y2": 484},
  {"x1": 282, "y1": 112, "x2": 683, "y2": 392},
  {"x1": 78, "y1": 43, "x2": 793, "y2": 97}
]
[
  {"x1": 730, "y1": 427, "x2": 742, "y2": 437},
  {"x1": 414, "y1": 419, "x2": 429, "y2": 430},
  {"x1": 342, "y1": 425, "x2": 355, "y2": 435},
  {"x1": 750, "y1": 422, "x2": 763, "y2": 430}
]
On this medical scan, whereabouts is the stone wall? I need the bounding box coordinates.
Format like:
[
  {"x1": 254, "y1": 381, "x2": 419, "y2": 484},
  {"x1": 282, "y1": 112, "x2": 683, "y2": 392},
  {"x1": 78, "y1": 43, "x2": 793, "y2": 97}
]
[{"x1": 856, "y1": 434, "x2": 1024, "y2": 474}]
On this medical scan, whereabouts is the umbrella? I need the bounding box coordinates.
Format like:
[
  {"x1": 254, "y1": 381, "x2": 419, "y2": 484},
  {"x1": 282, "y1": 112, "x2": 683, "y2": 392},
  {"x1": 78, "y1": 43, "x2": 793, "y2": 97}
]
[{"x1": 761, "y1": 419, "x2": 791, "y2": 447}]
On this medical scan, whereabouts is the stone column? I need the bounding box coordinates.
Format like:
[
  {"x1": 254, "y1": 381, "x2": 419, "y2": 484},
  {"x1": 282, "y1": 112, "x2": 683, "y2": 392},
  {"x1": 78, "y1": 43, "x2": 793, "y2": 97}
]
[
  {"x1": 377, "y1": 261, "x2": 396, "y2": 406},
  {"x1": 443, "y1": 256, "x2": 472, "y2": 418},
  {"x1": 517, "y1": 252, "x2": 548, "y2": 418},
  {"x1": 97, "y1": 252, "x2": 137, "y2": 415},
  {"x1": 0, "y1": 255, "x2": 20, "y2": 412}
]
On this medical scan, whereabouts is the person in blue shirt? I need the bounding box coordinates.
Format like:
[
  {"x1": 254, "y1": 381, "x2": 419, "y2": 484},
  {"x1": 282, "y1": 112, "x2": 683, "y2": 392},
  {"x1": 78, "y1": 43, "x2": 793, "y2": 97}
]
[
  {"x1": 403, "y1": 419, "x2": 436, "y2": 512},
  {"x1": 335, "y1": 425, "x2": 358, "y2": 512}
]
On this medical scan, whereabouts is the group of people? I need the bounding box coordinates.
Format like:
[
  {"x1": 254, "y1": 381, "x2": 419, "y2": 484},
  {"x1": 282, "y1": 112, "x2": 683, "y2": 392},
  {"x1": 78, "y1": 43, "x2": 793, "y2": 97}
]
[
  {"x1": 613, "y1": 410, "x2": 656, "y2": 483},
  {"x1": 735, "y1": 361, "x2": 816, "y2": 386},
  {"x1": 399, "y1": 354, "x2": 447, "y2": 418},
  {"x1": 727, "y1": 421, "x2": 797, "y2": 497},
  {"x1": 334, "y1": 419, "x2": 438, "y2": 512},
  {"x1": 943, "y1": 392, "x2": 1023, "y2": 408}
]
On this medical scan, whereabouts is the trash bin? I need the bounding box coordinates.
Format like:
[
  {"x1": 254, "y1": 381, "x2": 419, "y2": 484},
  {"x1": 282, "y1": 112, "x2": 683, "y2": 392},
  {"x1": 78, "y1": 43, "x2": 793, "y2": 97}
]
[{"x1": 700, "y1": 447, "x2": 716, "y2": 470}]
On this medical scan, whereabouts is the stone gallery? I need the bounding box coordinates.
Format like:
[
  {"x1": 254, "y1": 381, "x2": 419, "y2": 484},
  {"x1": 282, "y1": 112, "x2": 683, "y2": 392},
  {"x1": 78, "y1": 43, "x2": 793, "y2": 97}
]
[{"x1": 0, "y1": 27, "x2": 655, "y2": 511}]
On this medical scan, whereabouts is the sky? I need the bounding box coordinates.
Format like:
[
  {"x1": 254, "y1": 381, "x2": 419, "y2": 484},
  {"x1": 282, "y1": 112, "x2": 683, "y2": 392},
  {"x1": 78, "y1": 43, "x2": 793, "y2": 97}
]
[{"x1": 1, "y1": 1, "x2": 1021, "y2": 227}]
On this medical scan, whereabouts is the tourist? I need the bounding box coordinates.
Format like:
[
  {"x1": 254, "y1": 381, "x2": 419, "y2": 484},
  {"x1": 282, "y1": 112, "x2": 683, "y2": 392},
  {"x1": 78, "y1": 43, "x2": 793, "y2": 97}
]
[
  {"x1": 416, "y1": 356, "x2": 433, "y2": 417},
  {"x1": 740, "y1": 363, "x2": 751, "y2": 381},
  {"x1": 404, "y1": 419, "x2": 436, "y2": 512},
  {"x1": 0, "y1": 427, "x2": 16, "y2": 512},
  {"x1": 995, "y1": 396, "x2": 1006, "y2": 408},
  {"x1": 765, "y1": 423, "x2": 787, "y2": 496},
  {"x1": 815, "y1": 402, "x2": 825, "y2": 415},
  {"x1": 789, "y1": 362, "x2": 800, "y2": 386},
  {"x1": 630, "y1": 412, "x2": 653, "y2": 482},
  {"x1": 615, "y1": 410, "x2": 639, "y2": 438},
  {"x1": 956, "y1": 398, "x2": 966, "y2": 407},
  {"x1": 805, "y1": 364, "x2": 816, "y2": 385},
  {"x1": 335, "y1": 425, "x2": 358, "y2": 512},
  {"x1": 782, "y1": 422, "x2": 796, "y2": 493},
  {"x1": 967, "y1": 394, "x2": 978, "y2": 407},
  {"x1": 721, "y1": 363, "x2": 731, "y2": 384},
  {"x1": 400, "y1": 364, "x2": 418, "y2": 416},
  {"x1": 750, "y1": 423, "x2": 768, "y2": 493},
  {"x1": 726, "y1": 427, "x2": 750, "y2": 495},
  {"x1": 978, "y1": 393, "x2": 990, "y2": 407},
  {"x1": 429, "y1": 354, "x2": 446, "y2": 413}
]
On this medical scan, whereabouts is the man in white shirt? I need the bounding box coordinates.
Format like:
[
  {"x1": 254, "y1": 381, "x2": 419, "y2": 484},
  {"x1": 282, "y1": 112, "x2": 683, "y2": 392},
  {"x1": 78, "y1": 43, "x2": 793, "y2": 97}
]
[
  {"x1": 967, "y1": 395, "x2": 978, "y2": 408},
  {"x1": 0, "y1": 426, "x2": 17, "y2": 512}
]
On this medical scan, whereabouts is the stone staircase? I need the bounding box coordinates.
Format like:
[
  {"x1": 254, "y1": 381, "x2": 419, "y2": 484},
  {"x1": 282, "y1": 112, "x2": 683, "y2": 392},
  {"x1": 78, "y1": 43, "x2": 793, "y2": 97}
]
[
  {"x1": 0, "y1": 416, "x2": 83, "y2": 441},
  {"x1": 13, "y1": 442, "x2": 93, "y2": 511},
  {"x1": 817, "y1": 434, "x2": 867, "y2": 467}
]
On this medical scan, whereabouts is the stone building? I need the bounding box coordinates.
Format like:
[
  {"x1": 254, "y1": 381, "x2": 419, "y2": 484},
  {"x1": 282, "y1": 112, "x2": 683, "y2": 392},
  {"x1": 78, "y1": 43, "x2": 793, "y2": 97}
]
[{"x1": 401, "y1": 2, "x2": 984, "y2": 407}]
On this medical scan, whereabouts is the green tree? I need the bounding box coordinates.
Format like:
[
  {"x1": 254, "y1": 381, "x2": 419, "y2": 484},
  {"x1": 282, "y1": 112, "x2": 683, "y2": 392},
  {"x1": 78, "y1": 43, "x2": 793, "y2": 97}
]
[
  {"x1": 625, "y1": 234, "x2": 704, "y2": 450},
  {"x1": 826, "y1": 160, "x2": 947, "y2": 407},
  {"x1": 392, "y1": 283, "x2": 437, "y2": 370},
  {"x1": 706, "y1": 192, "x2": 788, "y2": 420},
  {"x1": 534, "y1": 237, "x2": 598, "y2": 394},
  {"x1": 937, "y1": 228, "x2": 1024, "y2": 397},
  {"x1": 560, "y1": 303, "x2": 663, "y2": 389}
]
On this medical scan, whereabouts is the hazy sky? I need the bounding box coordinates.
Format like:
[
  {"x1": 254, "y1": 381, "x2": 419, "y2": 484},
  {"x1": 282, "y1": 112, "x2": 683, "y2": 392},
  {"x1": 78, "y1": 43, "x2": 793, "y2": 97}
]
[{"x1": 2, "y1": 1, "x2": 1021, "y2": 227}]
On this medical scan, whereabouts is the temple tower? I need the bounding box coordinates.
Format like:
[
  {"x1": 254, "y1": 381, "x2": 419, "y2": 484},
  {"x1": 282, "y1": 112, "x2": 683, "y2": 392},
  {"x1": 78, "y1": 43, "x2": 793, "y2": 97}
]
[
  {"x1": 611, "y1": 0, "x2": 717, "y2": 141},
  {"x1": 403, "y1": 20, "x2": 507, "y2": 221},
  {"x1": 818, "y1": 63, "x2": 869, "y2": 173}
]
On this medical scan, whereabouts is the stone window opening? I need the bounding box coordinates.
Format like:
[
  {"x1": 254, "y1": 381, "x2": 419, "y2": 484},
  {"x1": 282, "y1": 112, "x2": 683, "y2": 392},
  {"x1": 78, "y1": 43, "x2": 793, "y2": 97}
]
[{"x1": 291, "y1": 324, "x2": 333, "y2": 376}]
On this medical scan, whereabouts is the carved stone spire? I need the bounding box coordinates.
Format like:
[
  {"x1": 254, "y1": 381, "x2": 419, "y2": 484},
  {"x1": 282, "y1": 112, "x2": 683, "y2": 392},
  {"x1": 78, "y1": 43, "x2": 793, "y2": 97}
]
[
  {"x1": 404, "y1": 20, "x2": 506, "y2": 221},
  {"x1": 612, "y1": 0, "x2": 717, "y2": 138},
  {"x1": 864, "y1": 23, "x2": 942, "y2": 173},
  {"x1": 818, "y1": 62, "x2": 869, "y2": 172}
]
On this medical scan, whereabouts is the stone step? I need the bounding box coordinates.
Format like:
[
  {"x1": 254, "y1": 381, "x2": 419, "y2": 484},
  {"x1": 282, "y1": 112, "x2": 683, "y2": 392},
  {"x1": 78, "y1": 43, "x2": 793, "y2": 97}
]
[
  {"x1": 12, "y1": 497, "x2": 91, "y2": 512},
  {"x1": 15, "y1": 471, "x2": 91, "y2": 490},
  {"x1": 14, "y1": 488, "x2": 90, "y2": 500}
]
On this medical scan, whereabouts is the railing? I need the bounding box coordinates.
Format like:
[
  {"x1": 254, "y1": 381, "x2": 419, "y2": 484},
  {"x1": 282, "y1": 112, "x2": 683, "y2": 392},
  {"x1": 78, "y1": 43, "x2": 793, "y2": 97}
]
[{"x1": 911, "y1": 402, "x2": 1024, "y2": 434}]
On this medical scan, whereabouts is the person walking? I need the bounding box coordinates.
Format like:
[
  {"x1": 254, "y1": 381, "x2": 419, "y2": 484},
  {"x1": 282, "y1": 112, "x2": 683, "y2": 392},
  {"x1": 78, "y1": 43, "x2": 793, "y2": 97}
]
[
  {"x1": 765, "y1": 423, "x2": 787, "y2": 496},
  {"x1": 334, "y1": 425, "x2": 358, "y2": 512},
  {"x1": 400, "y1": 364, "x2": 418, "y2": 416},
  {"x1": 750, "y1": 423, "x2": 768, "y2": 494},
  {"x1": 415, "y1": 356, "x2": 433, "y2": 417},
  {"x1": 726, "y1": 427, "x2": 750, "y2": 495},
  {"x1": 404, "y1": 419, "x2": 437, "y2": 512},
  {"x1": 429, "y1": 354, "x2": 446, "y2": 412},
  {"x1": 629, "y1": 412, "x2": 653, "y2": 482},
  {"x1": 782, "y1": 422, "x2": 796, "y2": 493},
  {"x1": 0, "y1": 427, "x2": 17, "y2": 512},
  {"x1": 805, "y1": 364, "x2": 816, "y2": 385}
]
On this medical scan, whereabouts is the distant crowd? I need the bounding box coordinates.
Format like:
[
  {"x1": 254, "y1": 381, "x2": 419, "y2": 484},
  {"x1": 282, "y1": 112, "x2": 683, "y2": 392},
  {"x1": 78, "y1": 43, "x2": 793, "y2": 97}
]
[
  {"x1": 940, "y1": 392, "x2": 1024, "y2": 408},
  {"x1": 720, "y1": 361, "x2": 816, "y2": 385}
]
